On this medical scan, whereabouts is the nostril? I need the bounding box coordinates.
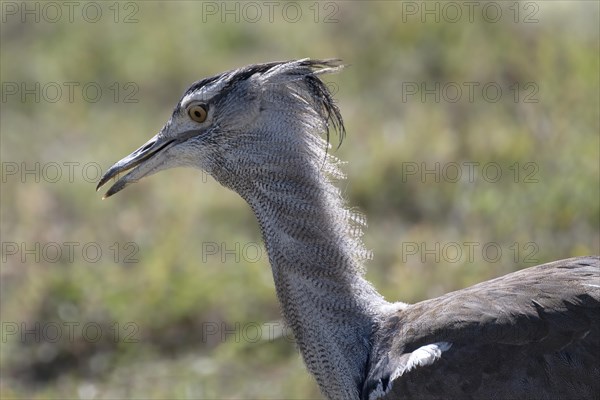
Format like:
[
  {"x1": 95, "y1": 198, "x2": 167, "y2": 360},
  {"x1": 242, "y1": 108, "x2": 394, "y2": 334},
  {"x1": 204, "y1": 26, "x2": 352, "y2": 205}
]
[{"x1": 140, "y1": 141, "x2": 155, "y2": 153}]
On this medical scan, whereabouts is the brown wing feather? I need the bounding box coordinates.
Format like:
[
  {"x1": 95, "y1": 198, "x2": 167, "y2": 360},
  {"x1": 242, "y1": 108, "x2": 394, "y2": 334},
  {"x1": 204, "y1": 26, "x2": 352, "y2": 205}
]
[{"x1": 363, "y1": 256, "x2": 600, "y2": 400}]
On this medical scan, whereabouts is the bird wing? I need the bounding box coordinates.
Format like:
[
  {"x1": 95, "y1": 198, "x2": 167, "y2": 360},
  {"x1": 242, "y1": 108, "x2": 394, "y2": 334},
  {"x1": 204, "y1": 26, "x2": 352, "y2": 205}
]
[{"x1": 363, "y1": 256, "x2": 600, "y2": 400}]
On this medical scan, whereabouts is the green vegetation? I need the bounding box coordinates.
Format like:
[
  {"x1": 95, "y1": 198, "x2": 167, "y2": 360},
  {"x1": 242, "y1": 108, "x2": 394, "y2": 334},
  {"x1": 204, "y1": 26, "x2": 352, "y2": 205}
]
[{"x1": 1, "y1": 2, "x2": 598, "y2": 399}]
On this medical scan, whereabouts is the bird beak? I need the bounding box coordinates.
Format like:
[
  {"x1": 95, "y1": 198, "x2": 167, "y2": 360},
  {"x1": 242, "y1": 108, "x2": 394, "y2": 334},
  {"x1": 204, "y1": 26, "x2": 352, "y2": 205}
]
[{"x1": 96, "y1": 133, "x2": 175, "y2": 198}]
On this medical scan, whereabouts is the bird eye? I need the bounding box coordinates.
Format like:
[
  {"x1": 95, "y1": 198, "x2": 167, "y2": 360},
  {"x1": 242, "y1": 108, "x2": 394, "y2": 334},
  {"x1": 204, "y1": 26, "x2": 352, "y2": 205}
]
[{"x1": 187, "y1": 103, "x2": 208, "y2": 123}]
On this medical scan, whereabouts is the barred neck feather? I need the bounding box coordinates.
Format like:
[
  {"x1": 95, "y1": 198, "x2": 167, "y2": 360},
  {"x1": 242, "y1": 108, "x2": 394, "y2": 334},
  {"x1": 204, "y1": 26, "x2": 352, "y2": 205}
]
[
  {"x1": 244, "y1": 141, "x2": 387, "y2": 400},
  {"x1": 213, "y1": 63, "x2": 388, "y2": 398}
]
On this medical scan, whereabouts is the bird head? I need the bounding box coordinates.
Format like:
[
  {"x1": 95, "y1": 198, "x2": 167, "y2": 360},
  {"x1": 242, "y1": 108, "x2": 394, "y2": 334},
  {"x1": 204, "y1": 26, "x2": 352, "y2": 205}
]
[{"x1": 96, "y1": 59, "x2": 345, "y2": 198}]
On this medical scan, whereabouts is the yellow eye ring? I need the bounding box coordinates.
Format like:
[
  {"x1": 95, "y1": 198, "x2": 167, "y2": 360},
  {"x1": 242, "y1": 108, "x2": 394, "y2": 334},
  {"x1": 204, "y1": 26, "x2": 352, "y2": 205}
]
[{"x1": 187, "y1": 103, "x2": 208, "y2": 123}]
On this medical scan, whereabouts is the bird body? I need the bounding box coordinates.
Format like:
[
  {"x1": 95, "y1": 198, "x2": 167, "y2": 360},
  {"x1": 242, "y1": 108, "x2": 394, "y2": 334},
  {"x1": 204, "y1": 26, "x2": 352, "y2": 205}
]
[
  {"x1": 97, "y1": 59, "x2": 600, "y2": 399},
  {"x1": 367, "y1": 256, "x2": 599, "y2": 399}
]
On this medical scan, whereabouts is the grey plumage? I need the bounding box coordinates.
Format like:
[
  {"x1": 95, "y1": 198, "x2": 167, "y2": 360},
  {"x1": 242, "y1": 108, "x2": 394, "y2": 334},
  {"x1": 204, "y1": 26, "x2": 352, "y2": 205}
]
[
  {"x1": 367, "y1": 257, "x2": 599, "y2": 399},
  {"x1": 97, "y1": 59, "x2": 600, "y2": 400}
]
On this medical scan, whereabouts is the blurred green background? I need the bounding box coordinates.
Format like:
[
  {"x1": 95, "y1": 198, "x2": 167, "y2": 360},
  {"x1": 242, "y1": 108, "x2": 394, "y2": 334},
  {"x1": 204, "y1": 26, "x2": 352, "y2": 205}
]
[{"x1": 1, "y1": 1, "x2": 598, "y2": 399}]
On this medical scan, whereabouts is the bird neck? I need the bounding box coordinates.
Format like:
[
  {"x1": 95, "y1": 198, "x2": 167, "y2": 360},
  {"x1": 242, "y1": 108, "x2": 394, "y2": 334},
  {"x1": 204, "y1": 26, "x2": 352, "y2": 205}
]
[{"x1": 240, "y1": 153, "x2": 387, "y2": 399}]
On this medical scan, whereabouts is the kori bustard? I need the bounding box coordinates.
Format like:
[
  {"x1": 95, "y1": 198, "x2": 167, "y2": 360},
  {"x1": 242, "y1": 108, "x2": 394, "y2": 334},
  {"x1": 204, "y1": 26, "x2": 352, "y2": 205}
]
[{"x1": 97, "y1": 59, "x2": 600, "y2": 400}]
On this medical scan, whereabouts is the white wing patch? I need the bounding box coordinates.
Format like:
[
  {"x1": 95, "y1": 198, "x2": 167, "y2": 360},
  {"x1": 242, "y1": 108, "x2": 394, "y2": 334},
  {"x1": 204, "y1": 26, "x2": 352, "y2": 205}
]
[
  {"x1": 368, "y1": 342, "x2": 452, "y2": 400},
  {"x1": 392, "y1": 342, "x2": 452, "y2": 380}
]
